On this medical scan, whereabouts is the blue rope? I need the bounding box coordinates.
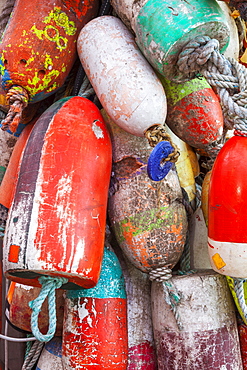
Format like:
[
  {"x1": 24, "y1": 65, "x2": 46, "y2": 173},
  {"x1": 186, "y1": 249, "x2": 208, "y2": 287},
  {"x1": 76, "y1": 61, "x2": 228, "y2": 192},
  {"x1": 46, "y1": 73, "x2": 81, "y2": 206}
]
[
  {"x1": 29, "y1": 275, "x2": 68, "y2": 342},
  {"x1": 233, "y1": 278, "x2": 247, "y2": 320}
]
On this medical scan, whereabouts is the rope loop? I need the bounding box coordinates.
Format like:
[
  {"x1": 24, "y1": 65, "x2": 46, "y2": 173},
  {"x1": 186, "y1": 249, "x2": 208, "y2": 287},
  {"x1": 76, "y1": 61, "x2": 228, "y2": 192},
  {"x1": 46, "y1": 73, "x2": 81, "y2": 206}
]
[
  {"x1": 29, "y1": 275, "x2": 68, "y2": 342},
  {"x1": 1, "y1": 85, "x2": 29, "y2": 133},
  {"x1": 145, "y1": 124, "x2": 180, "y2": 163},
  {"x1": 177, "y1": 36, "x2": 247, "y2": 135}
]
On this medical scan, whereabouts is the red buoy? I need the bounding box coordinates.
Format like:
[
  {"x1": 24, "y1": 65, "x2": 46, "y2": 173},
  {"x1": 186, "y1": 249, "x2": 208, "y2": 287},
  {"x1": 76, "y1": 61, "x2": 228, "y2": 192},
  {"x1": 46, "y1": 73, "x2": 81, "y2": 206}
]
[
  {"x1": 208, "y1": 135, "x2": 247, "y2": 277},
  {"x1": 3, "y1": 97, "x2": 112, "y2": 289},
  {"x1": 62, "y1": 245, "x2": 128, "y2": 369}
]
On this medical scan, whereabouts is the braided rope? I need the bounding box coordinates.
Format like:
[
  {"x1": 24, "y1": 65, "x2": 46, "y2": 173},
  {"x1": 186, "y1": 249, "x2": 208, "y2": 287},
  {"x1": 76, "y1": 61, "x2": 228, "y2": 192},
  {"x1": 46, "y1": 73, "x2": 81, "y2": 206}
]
[
  {"x1": 22, "y1": 340, "x2": 44, "y2": 370},
  {"x1": 145, "y1": 125, "x2": 180, "y2": 162},
  {"x1": 233, "y1": 278, "x2": 247, "y2": 321},
  {"x1": 177, "y1": 35, "x2": 247, "y2": 135},
  {"x1": 78, "y1": 75, "x2": 95, "y2": 98},
  {"x1": 1, "y1": 85, "x2": 29, "y2": 133},
  {"x1": 29, "y1": 276, "x2": 67, "y2": 342},
  {"x1": 149, "y1": 266, "x2": 183, "y2": 329}
]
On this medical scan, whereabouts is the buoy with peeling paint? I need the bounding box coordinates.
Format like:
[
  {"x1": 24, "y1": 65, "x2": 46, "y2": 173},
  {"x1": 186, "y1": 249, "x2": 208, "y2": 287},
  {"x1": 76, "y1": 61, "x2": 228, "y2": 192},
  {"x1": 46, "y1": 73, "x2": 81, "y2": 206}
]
[
  {"x1": 165, "y1": 125, "x2": 196, "y2": 204},
  {"x1": 77, "y1": 16, "x2": 167, "y2": 137},
  {"x1": 238, "y1": 319, "x2": 247, "y2": 370},
  {"x1": 152, "y1": 271, "x2": 243, "y2": 369},
  {"x1": 104, "y1": 110, "x2": 187, "y2": 275},
  {"x1": 111, "y1": 0, "x2": 230, "y2": 82},
  {"x1": 36, "y1": 336, "x2": 63, "y2": 370},
  {"x1": 62, "y1": 245, "x2": 128, "y2": 369},
  {"x1": 7, "y1": 281, "x2": 64, "y2": 335},
  {"x1": 0, "y1": 0, "x2": 99, "y2": 132},
  {"x1": 208, "y1": 136, "x2": 247, "y2": 278},
  {"x1": 160, "y1": 75, "x2": 224, "y2": 151},
  {"x1": 118, "y1": 251, "x2": 157, "y2": 369},
  {"x1": 3, "y1": 96, "x2": 112, "y2": 289}
]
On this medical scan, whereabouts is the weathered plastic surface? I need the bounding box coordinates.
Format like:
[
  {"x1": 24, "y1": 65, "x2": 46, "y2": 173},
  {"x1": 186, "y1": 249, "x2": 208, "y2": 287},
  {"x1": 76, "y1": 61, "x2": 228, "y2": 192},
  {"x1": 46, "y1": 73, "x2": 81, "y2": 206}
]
[
  {"x1": 0, "y1": 0, "x2": 99, "y2": 102},
  {"x1": 8, "y1": 282, "x2": 64, "y2": 335},
  {"x1": 118, "y1": 252, "x2": 157, "y2": 369},
  {"x1": 4, "y1": 97, "x2": 112, "y2": 289},
  {"x1": 36, "y1": 337, "x2": 63, "y2": 370},
  {"x1": 160, "y1": 76, "x2": 224, "y2": 150},
  {"x1": 62, "y1": 246, "x2": 128, "y2": 369},
  {"x1": 152, "y1": 271, "x2": 243, "y2": 369},
  {"x1": 208, "y1": 136, "x2": 247, "y2": 278},
  {"x1": 77, "y1": 16, "x2": 167, "y2": 137},
  {"x1": 111, "y1": 0, "x2": 230, "y2": 81},
  {"x1": 104, "y1": 110, "x2": 188, "y2": 273}
]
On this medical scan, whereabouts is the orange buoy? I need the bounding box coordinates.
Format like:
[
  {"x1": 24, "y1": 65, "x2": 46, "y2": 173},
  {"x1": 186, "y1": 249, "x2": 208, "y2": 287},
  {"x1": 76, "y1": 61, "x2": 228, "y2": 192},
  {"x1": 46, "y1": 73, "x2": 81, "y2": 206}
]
[
  {"x1": 3, "y1": 96, "x2": 112, "y2": 289},
  {"x1": 7, "y1": 281, "x2": 64, "y2": 335},
  {"x1": 62, "y1": 245, "x2": 128, "y2": 369},
  {"x1": 104, "y1": 110, "x2": 187, "y2": 276},
  {"x1": 0, "y1": 0, "x2": 99, "y2": 131},
  {"x1": 208, "y1": 135, "x2": 247, "y2": 277}
]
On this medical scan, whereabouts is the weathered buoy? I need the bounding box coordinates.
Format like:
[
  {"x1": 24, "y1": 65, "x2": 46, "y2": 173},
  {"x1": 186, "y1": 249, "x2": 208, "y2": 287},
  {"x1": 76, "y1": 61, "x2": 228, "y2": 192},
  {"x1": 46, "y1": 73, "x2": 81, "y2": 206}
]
[
  {"x1": 0, "y1": 120, "x2": 35, "y2": 210},
  {"x1": 165, "y1": 126, "x2": 196, "y2": 204},
  {"x1": 152, "y1": 271, "x2": 243, "y2": 369},
  {"x1": 208, "y1": 136, "x2": 247, "y2": 277},
  {"x1": 238, "y1": 319, "x2": 247, "y2": 370},
  {"x1": 104, "y1": 110, "x2": 187, "y2": 276},
  {"x1": 118, "y1": 250, "x2": 157, "y2": 369},
  {"x1": 7, "y1": 282, "x2": 64, "y2": 335},
  {"x1": 217, "y1": 1, "x2": 240, "y2": 60},
  {"x1": 3, "y1": 96, "x2": 112, "y2": 289},
  {"x1": 62, "y1": 245, "x2": 128, "y2": 369},
  {"x1": 160, "y1": 75, "x2": 224, "y2": 150},
  {"x1": 36, "y1": 336, "x2": 63, "y2": 370},
  {"x1": 0, "y1": 0, "x2": 99, "y2": 131},
  {"x1": 77, "y1": 16, "x2": 167, "y2": 137},
  {"x1": 111, "y1": 0, "x2": 230, "y2": 82},
  {"x1": 201, "y1": 169, "x2": 212, "y2": 226}
]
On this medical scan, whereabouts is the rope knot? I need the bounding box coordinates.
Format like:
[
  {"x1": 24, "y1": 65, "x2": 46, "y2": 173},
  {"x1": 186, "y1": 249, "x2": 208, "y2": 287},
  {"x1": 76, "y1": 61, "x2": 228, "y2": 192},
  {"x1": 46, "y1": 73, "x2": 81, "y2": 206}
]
[
  {"x1": 1, "y1": 85, "x2": 29, "y2": 133},
  {"x1": 177, "y1": 36, "x2": 220, "y2": 77}
]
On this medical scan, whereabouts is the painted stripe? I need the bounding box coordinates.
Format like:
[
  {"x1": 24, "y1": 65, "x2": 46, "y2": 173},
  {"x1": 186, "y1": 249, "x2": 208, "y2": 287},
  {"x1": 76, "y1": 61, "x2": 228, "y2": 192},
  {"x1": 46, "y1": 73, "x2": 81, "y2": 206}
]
[
  {"x1": 4, "y1": 98, "x2": 70, "y2": 270},
  {"x1": 66, "y1": 246, "x2": 126, "y2": 299},
  {"x1": 208, "y1": 237, "x2": 247, "y2": 277}
]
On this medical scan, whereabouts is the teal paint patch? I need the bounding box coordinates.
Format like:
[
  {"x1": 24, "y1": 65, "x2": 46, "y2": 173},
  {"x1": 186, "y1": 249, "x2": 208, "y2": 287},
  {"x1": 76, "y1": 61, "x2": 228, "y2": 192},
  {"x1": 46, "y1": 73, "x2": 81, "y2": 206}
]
[
  {"x1": 66, "y1": 246, "x2": 126, "y2": 299},
  {"x1": 135, "y1": 0, "x2": 229, "y2": 80},
  {"x1": 0, "y1": 166, "x2": 6, "y2": 184}
]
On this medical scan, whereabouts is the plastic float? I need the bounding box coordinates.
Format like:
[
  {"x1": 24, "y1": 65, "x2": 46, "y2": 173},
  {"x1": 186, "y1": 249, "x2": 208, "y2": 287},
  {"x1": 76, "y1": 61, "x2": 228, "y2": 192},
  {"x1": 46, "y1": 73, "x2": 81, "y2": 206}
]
[
  {"x1": 62, "y1": 245, "x2": 128, "y2": 369},
  {"x1": 36, "y1": 336, "x2": 63, "y2": 370},
  {"x1": 165, "y1": 126, "x2": 196, "y2": 204},
  {"x1": 77, "y1": 15, "x2": 167, "y2": 138},
  {"x1": 159, "y1": 75, "x2": 224, "y2": 151},
  {"x1": 117, "y1": 249, "x2": 157, "y2": 369},
  {"x1": 110, "y1": 0, "x2": 230, "y2": 82},
  {"x1": 0, "y1": 0, "x2": 99, "y2": 132},
  {"x1": 152, "y1": 271, "x2": 243, "y2": 369},
  {"x1": 3, "y1": 96, "x2": 112, "y2": 289},
  {"x1": 104, "y1": 109, "x2": 187, "y2": 275},
  {"x1": 208, "y1": 136, "x2": 247, "y2": 278},
  {"x1": 7, "y1": 282, "x2": 64, "y2": 335}
]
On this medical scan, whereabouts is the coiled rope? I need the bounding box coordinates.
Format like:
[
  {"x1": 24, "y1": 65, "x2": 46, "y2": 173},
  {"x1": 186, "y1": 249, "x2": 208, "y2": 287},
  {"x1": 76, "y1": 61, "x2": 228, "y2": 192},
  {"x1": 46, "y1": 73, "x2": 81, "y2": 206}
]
[
  {"x1": 21, "y1": 339, "x2": 44, "y2": 370},
  {"x1": 29, "y1": 276, "x2": 67, "y2": 342},
  {"x1": 177, "y1": 35, "x2": 247, "y2": 136}
]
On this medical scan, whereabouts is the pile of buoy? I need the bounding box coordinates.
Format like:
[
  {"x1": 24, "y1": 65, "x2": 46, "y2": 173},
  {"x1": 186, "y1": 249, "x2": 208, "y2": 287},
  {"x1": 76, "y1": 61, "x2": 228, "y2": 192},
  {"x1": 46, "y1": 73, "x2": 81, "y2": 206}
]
[{"x1": 0, "y1": 0, "x2": 247, "y2": 369}]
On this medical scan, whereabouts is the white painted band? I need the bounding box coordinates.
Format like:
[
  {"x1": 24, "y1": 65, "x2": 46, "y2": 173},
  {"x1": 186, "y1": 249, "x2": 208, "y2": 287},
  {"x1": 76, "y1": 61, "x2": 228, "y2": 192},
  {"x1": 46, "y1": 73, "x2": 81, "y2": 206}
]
[{"x1": 208, "y1": 237, "x2": 247, "y2": 278}]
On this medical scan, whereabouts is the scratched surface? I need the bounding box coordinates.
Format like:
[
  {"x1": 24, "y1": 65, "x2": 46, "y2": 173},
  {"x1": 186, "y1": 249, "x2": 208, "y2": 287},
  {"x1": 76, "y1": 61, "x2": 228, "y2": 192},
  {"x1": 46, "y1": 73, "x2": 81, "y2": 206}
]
[
  {"x1": 62, "y1": 246, "x2": 128, "y2": 369},
  {"x1": 0, "y1": 0, "x2": 98, "y2": 102},
  {"x1": 4, "y1": 97, "x2": 112, "y2": 289},
  {"x1": 160, "y1": 76, "x2": 224, "y2": 149},
  {"x1": 106, "y1": 112, "x2": 187, "y2": 273},
  {"x1": 152, "y1": 272, "x2": 243, "y2": 370}
]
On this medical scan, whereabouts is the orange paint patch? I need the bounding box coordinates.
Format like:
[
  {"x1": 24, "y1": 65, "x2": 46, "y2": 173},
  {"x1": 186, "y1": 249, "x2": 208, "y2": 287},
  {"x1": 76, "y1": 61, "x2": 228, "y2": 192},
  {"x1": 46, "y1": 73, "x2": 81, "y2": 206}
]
[{"x1": 8, "y1": 245, "x2": 20, "y2": 263}]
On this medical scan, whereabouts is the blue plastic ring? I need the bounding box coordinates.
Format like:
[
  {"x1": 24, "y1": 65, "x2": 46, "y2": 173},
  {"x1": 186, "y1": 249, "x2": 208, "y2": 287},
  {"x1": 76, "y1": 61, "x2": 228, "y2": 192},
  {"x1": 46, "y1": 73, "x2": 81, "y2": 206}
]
[{"x1": 147, "y1": 141, "x2": 174, "y2": 181}]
